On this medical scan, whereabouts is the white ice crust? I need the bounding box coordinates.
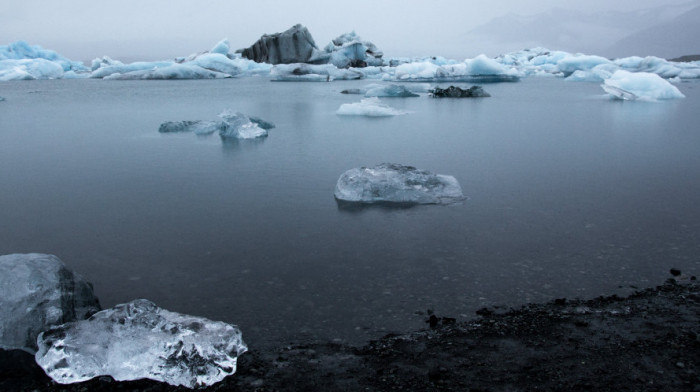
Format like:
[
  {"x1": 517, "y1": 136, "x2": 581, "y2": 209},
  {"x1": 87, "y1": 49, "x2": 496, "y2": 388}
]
[
  {"x1": 336, "y1": 97, "x2": 407, "y2": 117},
  {"x1": 35, "y1": 299, "x2": 247, "y2": 388},
  {"x1": 334, "y1": 163, "x2": 464, "y2": 204}
]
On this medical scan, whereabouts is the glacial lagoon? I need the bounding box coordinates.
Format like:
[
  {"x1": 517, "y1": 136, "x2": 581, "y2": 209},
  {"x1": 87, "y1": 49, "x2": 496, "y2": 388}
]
[{"x1": 0, "y1": 76, "x2": 699, "y2": 348}]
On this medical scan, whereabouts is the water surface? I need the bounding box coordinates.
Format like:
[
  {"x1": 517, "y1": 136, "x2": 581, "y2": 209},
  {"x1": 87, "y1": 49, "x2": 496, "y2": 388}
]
[{"x1": 1, "y1": 77, "x2": 698, "y2": 347}]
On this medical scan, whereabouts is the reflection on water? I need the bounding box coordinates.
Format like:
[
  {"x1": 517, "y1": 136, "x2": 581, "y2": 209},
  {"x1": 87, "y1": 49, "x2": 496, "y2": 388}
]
[{"x1": 0, "y1": 77, "x2": 698, "y2": 348}]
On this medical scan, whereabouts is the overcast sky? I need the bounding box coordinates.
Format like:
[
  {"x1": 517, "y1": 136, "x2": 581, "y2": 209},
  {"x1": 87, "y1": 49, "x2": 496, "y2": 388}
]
[{"x1": 0, "y1": 0, "x2": 693, "y2": 62}]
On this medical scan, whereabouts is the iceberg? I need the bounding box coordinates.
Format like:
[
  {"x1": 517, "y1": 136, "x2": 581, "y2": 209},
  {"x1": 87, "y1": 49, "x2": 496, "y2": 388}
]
[
  {"x1": 324, "y1": 31, "x2": 384, "y2": 68},
  {"x1": 334, "y1": 163, "x2": 464, "y2": 205},
  {"x1": 35, "y1": 299, "x2": 247, "y2": 388},
  {"x1": 0, "y1": 41, "x2": 90, "y2": 81},
  {"x1": 271, "y1": 63, "x2": 363, "y2": 81},
  {"x1": 158, "y1": 120, "x2": 224, "y2": 135},
  {"x1": 218, "y1": 110, "x2": 269, "y2": 139},
  {"x1": 0, "y1": 254, "x2": 100, "y2": 353},
  {"x1": 238, "y1": 24, "x2": 326, "y2": 64},
  {"x1": 364, "y1": 84, "x2": 419, "y2": 97},
  {"x1": 393, "y1": 54, "x2": 519, "y2": 83},
  {"x1": 602, "y1": 70, "x2": 685, "y2": 101},
  {"x1": 159, "y1": 111, "x2": 274, "y2": 139},
  {"x1": 336, "y1": 97, "x2": 407, "y2": 117},
  {"x1": 430, "y1": 85, "x2": 491, "y2": 98}
]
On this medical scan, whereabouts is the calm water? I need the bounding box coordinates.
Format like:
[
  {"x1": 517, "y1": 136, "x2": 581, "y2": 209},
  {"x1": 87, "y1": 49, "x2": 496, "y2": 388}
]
[{"x1": 1, "y1": 77, "x2": 699, "y2": 348}]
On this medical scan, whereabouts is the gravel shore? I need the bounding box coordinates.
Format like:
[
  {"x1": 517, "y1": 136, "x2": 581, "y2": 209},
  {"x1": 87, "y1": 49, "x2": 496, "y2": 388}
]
[{"x1": 2, "y1": 277, "x2": 698, "y2": 391}]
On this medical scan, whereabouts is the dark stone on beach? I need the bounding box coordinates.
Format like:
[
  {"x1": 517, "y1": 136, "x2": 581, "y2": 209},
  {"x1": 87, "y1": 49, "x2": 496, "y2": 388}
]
[
  {"x1": 670, "y1": 268, "x2": 682, "y2": 276},
  {"x1": 430, "y1": 85, "x2": 491, "y2": 98},
  {"x1": 238, "y1": 24, "x2": 322, "y2": 65}
]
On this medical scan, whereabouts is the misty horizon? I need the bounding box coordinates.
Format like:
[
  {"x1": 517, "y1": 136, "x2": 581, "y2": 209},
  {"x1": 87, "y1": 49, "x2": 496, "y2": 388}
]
[{"x1": 2, "y1": 0, "x2": 698, "y2": 63}]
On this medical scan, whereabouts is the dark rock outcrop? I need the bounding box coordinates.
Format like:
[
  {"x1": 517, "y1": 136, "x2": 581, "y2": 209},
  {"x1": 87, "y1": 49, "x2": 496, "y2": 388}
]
[
  {"x1": 430, "y1": 85, "x2": 491, "y2": 98},
  {"x1": 238, "y1": 24, "x2": 325, "y2": 65}
]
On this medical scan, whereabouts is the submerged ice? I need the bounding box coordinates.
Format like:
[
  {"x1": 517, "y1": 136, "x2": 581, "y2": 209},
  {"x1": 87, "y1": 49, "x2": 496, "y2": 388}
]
[
  {"x1": 35, "y1": 299, "x2": 247, "y2": 388},
  {"x1": 0, "y1": 254, "x2": 100, "y2": 353},
  {"x1": 336, "y1": 97, "x2": 407, "y2": 117},
  {"x1": 334, "y1": 163, "x2": 464, "y2": 204}
]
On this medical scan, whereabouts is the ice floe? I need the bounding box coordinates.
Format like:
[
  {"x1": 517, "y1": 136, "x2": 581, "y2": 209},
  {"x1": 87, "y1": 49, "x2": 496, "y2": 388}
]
[
  {"x1": 334, "y1": 163, "x2": 464, "y2": 204},
  {"x1": 159, "y1": 111, "x2": 274, "y2": 139}
]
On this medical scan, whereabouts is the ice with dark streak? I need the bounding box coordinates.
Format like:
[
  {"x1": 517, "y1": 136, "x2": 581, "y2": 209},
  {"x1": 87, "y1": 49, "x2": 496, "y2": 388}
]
[
  {"x1": 35, "y1": 299, "x2": 247, "y2": 388},
  {"x1": 0, "y1": 253, "x2": 100, "y2": 353},
  {"x1": 334, "y1": 163, "x2": 464, "y2": 204}
]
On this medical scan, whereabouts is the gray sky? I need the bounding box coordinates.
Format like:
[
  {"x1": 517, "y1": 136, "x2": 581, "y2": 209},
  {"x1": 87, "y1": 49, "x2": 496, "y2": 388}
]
[{"x1": 0, "y1": 0, "x2": 693, "y2": 62}]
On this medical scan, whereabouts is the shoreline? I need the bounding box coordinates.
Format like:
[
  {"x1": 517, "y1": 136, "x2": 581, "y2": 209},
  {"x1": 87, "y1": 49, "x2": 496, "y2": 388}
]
[{"x1": 1, "y1": 276, "x2": 698, "y2": 391}]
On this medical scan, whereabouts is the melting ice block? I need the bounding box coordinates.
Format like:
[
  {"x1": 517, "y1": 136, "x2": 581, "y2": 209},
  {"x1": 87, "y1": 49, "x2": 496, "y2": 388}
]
[
  {"x1": 602, "y1": 70, "x2": 685, "y2": 101},
  {"x1": 35, "y1": 299, "x2": 247, "y2": 388},
  {"x1": 218, "y1": 110, "x2": 269, "y2": 139},
  {"x1": 336, "y1": 97, "x2": 406, "y2": 117},
  {"x1": 334, "y1": 163, "x2": 464, "y2": 204},
  {"x1": 0, "y1": 253, "x2": 100, "y2": 353}
]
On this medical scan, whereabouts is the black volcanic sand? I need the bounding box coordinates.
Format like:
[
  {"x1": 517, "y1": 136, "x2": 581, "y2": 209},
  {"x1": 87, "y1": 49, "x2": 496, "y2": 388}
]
[{"x1": 1, "y1": 278, "x2": 698, "y2": 392}]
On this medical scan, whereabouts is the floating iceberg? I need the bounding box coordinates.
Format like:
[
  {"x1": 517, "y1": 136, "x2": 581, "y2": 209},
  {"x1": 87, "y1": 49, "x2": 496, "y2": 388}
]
[
  {"x1": 334, "y1": 163, "x2": 464, "y2": 204},
  {"x1": 89, "y1": 39, "x2": 271, "y2": 80},
  {"x1": 336, "y1": 97, "x2": 407, "y2": 117},
  {"x1": 0, "y1": 41, "x2": 89, "y2": 81},
  {"x1": 238, "y1": 24, "x2": 326, "y2": 64},
  {"x1": 158, "y1": 120, "x2": 224, "y2": 135},
  {"x1": 602, "y1": 70, "x2": 685, "y2": 101},
  {"x1": 341, "y1": 83, "x2": 429, "y2": 96},
  {"x1": 0, "y1": 253, "x2": 100, "y2": 353},
  {"x1": 218, "y1": 110, "x2": 269, "y2": 139},
  {"x1": 35, "y1": 299, "x2": 247, "y2": 388},
  {"x1": 271, "y1": 63, "x2": 363, "y2": 81},
  {"x1": 324, "y1": 31, "x2": 384, "y2": 68},
  {"x1": 430, "y1": 85, "x2": 490, "y2": 98},
  {"x1": 364, "y1": 84, "x2": 419, "y2": 97},
  {"x1": 159, "y1": 111, "x2": 273, "y2": 139},
  {"x1": 393, "y1": 54, "x2": 519, "y2": 83}
]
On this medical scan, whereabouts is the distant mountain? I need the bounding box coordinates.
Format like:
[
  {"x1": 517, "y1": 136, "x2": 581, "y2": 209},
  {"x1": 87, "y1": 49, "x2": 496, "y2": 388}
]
[
  {"x1": 464, "y1": 2, "x2": 698, "y2": 57},
  {"x1": 605, "y1": 5, "x2": 700, "y2": 58}
]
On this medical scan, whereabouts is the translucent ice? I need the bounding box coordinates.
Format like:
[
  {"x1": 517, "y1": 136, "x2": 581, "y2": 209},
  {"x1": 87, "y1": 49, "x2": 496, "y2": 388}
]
[
  {"x1": 271, "y1": 63, "x2": 363, "y2": 81},
  {"x1": 364, "y1": 84, "x2": 419, "y2": 97},
  {"x1": 35, "y1": 299, "x2": 247, "y2": 388},
  {"x1": 0, "y1": 253, "x2": 100, "y2": 353},
  {"x1": 336, "y1": 97, "x2": 407, "y2": 117},
  {"x1": 158, "y1": 120, "x2": 224, "y2": 135},
  {"x1": 334, "y1": 163, "x2": 464, "y2": 204},
  {"x1": 218, "y1": 110, "x2": 269, "y2": 139},
  {"x1": 602, "y1": 70, "x2": 685, "y2": 101}
]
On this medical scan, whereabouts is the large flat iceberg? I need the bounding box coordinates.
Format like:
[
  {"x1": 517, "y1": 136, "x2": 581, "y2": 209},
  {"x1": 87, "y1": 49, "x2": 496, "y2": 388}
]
[
  {"x1": 393, "y1": 54, "x2": 520, "y2": 83},
  {"x1": 0, "y1": 253, "x2": 100, "y2": 353},
  {"x1": 336, "y1": 97, "x2": 407, "y2": 117},
  {"x1": 334, "y1": 163, "x2": 464, "y2": 204},
  {"x1": 35, "y1": 299, "x2": 247, "y2": 388},
  {"x1": 602, "y1": 70, "x2": 685, "y2": 101}
]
